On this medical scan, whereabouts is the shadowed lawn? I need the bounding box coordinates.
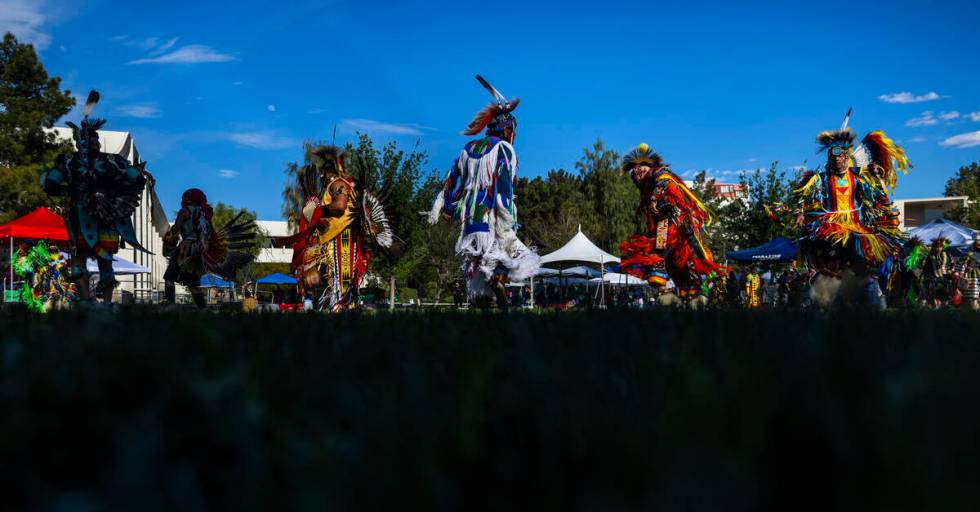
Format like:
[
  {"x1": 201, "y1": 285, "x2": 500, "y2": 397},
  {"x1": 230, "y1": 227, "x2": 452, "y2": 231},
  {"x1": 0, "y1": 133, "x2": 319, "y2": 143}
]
[{"x1": 2, "y1": 308, "x2": 979, "y2": 511}]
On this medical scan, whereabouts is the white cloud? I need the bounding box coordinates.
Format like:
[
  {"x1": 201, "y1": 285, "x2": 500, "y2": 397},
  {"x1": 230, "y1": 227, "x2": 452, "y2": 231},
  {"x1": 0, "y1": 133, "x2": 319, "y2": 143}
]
[
  {"x1": 113, "y1": 35, "x2": 180, "y2": 55},
  {"x1": 940, "y1": 131, "x2": 980, "y2": 149},
  {"x1": 152, "y1": 37, "x2": 179, "y2": 54},
  {"x1": 266, "y1": 104, "x2": 276, "y2": 112},
  {"x1": 0, "y1": 0, "x2": 52, "y2": 50},
  {"x1": 129, "y1": 45, "x2": 237, "y2": 64},
  {"x1": 307, "y1": 107, "x2": 329, "y2": 114},
  {"x1": 115, "y1": 104, "x2": 162, "y2": 118},
  {"x1": 220, "y1": 131, "x2": 296, "y2": 150},
  {"x1": 969, "y1": 112, "x2": 980, "y2": 122},
  {"x1": 232, "y1": 81, "x2": 244, "y2": 86},
  {"x1": 218, "y1": 169, "x2": 239, "y2": 179},
  {"x1": 879, "y1": 91, "x2": 944, "y2": 104},
  {"x1": 938, "y1": 111, "x2": 960, "y2": 121},
  {"x1": 905, "y1": 111, "x2": 938, "y2": 127},
  {"x1": 906, "y1": 136, "x2": 928, "y2": 143},
  {"x1": 340, "y1": 118, "x2": 433, "y2": 136}
]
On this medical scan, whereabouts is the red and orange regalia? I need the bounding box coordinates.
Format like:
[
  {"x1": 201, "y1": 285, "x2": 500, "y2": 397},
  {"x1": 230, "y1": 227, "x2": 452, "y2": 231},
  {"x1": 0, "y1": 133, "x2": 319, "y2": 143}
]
[{"x1": 619, "y1": 143, "x2": 726, "y2": 299}]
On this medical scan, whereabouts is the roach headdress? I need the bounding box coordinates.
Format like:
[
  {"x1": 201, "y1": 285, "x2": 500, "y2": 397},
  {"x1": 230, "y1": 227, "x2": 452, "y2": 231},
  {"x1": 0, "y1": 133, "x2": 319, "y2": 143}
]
[
  {"x1": 462, "y1": 75, "x2": 520, "y2": 136},
  {"x1": 308, "y1": 145, "x2": 347, "y2": 177},
  {"x1": 816, "y1": 128, "x2": 857, "y2": 154},
  {"x1": 64, "y1": 90, "x2": 106, "y2": 151},
  {"x1": 622, "y1": 143, "x2": 667, "y2": 173}
]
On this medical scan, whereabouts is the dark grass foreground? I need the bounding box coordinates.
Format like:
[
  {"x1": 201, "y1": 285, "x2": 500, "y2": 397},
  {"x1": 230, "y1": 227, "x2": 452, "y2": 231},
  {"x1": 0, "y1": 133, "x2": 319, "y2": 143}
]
[{"x1": 2, "y1": 308, "x2": 980, "y2": 511}]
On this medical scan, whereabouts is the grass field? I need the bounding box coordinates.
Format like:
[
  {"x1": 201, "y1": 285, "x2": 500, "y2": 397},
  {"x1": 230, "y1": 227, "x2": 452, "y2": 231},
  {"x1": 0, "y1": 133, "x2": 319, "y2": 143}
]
[{"x1": 2, "y1": 307, "x2": 980, "y2": 511}]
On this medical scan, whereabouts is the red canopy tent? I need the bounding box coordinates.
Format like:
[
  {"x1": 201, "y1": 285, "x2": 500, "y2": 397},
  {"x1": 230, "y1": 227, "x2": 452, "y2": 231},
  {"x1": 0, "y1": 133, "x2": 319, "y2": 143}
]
[
  {"x1": 0, "y1": 207, "x2": 69, "y2": 241},
  {"x1": 2, "y1": 208, "x2": 68, "y2": 302}
]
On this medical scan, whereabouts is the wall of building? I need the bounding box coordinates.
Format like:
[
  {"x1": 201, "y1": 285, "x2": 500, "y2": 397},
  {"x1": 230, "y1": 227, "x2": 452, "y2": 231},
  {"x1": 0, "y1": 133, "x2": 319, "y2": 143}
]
[{"x1": 893, "y1": 197, "x2": 969, "y2": 229}]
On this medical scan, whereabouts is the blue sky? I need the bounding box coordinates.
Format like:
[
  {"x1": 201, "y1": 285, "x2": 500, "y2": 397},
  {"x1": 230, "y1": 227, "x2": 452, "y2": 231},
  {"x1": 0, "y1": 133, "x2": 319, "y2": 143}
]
[{"x1": 4, "y1": 0, "x2": 980, "y2": 219}]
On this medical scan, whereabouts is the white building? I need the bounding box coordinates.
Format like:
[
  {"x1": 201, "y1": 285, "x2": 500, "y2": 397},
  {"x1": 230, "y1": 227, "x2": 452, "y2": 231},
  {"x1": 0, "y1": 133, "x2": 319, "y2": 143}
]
[
  {"x1": 51, "y1": 127, "x2": 171, "y2": 302},
  {"x1": 892, "y1": 196, "x2": 970, "y2": 229}
]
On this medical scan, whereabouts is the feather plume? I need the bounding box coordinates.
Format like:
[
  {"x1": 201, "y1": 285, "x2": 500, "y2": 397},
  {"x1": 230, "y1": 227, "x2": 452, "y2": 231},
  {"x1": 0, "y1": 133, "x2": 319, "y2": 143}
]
[
  {"x1": 463, "y1": 104, "x2": 500, "y2": 136},
  {"x1": 861, "y1": 130, "x2": 911, "y2": 195},
  {"x1": 840, "y1": 107, "x2": 852, "y2": 131},
  {"x1": 82, "y1": 90, "x2": 100, "y2": 118},
  {"x1": 462, "y1": 75, "x2": 519, "y2": 135},
  {"x1": 476, "y1": 74, "x2": 507, "y2": 104}
]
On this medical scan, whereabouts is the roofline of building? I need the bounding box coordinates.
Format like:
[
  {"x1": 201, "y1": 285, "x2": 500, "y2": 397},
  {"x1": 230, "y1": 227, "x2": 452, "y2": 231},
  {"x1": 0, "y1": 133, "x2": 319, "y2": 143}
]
[{"x1": 893, "y1": 196, "x2": 969, "y2": 203}]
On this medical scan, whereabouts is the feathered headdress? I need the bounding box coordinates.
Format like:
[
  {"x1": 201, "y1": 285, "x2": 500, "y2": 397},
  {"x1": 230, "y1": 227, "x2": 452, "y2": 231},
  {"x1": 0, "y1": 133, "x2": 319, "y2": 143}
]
[
  {"x1": 64, "y1": 90, "x2": 106, "y2": 149},
  {"x1": 816, "y1": 108, "x2": 857, "y2": 154},
  {"x1": 861, "y1": 130, "x2": 911, "y2": 194},
  {"x1": 308, "y1": 145, "x2": 346, "y2": 177},
  {"x1": 622, "y1": 143, "x2": 666, "y2": 173},
  {"x1": 462, "y1": 75, "x2": 520, "y2": 136},
  {"x1": 904, "y1": 236, "x2": 927, "y2": 271},
  {"x1": 816, "y1": 128, "x2": 856, "y2": 154}
]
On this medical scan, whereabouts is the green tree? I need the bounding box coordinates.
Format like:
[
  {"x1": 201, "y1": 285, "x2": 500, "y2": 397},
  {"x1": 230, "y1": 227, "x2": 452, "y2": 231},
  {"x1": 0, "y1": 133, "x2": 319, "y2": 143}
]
[
  {"x1": 944, "y1": 162, "x2": 980, "y2": 229},
  {"x1": 574, "y1": 139, "x2": 635, "y2": 253},
  {"x1": 0, "y1": 32, "x2": 75, "y2": 223},
  {"x1": 344, "y1": 133, "x2": 428, "y2": 291},
  {"x1": 517, "y1": 169, "x2": 589, "y2": 252},
  {"x1": 720, "y1": 163, "x2": 798, "y2": 251}
]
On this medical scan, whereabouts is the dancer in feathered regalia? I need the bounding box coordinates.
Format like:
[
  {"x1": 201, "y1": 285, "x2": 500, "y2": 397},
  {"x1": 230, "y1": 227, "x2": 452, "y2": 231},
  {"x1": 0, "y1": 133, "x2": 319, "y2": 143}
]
[
  {"x1": 794, "y1": 111, "x2": 909, "y2": 274},
  {"x1": 618, "y1": 144, "x2": 725, "y2": 300},
  {"x1": 954, "y1": 233, "x2": 980, "y2": 310},
  {"x1": 902, "y1": 236, "x2": 929, "y2": 306},
  {"x1": 790, "y1": 110, "x2": 910, "y2": 305},
  {"x1": 273, "y1": 146, "x2": 404, "y2": 311},
  {"x1": 11, "y1": 241, "x2": 75, "y2": 313},
  {"x1": 428, "y1": 75, "x2": 540, "y2": 306},
  {"x1": 40, "y1": 91, "x2": 149, "y2": 302},
  {"x1": 921, "y1": 237, "x2": 951, "y2": 308},
  {"x1": 163, "y1": 188, "x2": 258, "y2": 308}
]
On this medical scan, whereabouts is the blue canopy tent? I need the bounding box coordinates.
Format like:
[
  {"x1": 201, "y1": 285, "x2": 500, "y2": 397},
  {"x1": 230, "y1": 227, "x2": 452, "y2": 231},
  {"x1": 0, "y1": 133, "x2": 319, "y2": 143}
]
[
  {"x1": 256, "y1": 272, "x2": 297, "y2": 285},
  {"x1": 199, "y1": 274, "x2": 234, "y2": 288},
  {"x1": 727, "y1": 236, "x2": 799, "y2": 263},
  {"x1": 254, "y1": 272, "x2": 298, "y2": 306}
]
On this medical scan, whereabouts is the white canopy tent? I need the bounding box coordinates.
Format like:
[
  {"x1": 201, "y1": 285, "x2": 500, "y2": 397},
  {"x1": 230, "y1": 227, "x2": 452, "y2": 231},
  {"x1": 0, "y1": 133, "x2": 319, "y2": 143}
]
[
  {"x1": 536, "y1": 266, "x2": 601, "y2": 279},
  {"x1": 540, "y1": 226, "x2": 620, "y2": 267},
  {"x1": 907, "y1": 218, "x2": 977, "y2": 246},
  {"x1": 86, "y1": 256, "x2": 150, "y2": 276},
  {"x1": 537, "y1": 226, "x2": 621, "y2": 307},
  {"x1": 590, "y1": 272, "x2": 648, "y2": 287}
]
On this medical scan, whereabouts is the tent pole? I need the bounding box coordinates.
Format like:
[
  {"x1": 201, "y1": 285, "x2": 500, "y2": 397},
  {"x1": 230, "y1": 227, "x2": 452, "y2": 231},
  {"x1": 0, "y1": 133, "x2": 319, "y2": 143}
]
[
  {"x1": 8, "y1": 237, "x2": 13, "y2": 302},
  {"x1": 529, "y1": 275, "x2": 535, "y2": 309},
  {"x1": 389, "y1": 276, "x2": 395, "y2": 311},
  {"x1": 599, "y1": 255, "x2": 605, "y2": 308}
]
